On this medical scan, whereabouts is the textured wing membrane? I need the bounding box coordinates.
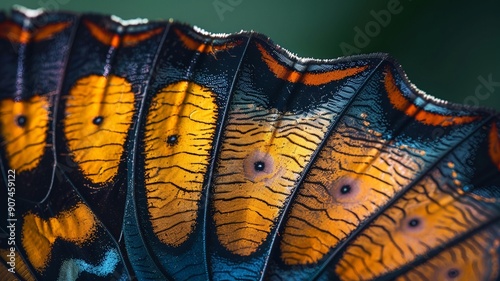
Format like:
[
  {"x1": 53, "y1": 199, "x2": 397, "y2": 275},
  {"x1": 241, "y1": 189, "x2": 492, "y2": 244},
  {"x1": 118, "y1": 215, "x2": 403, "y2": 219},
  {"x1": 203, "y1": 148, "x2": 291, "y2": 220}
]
[
  {"x1": 124, "y1": 24, "x2": 250, "y2": 280},
  {"x1": 0, "y1": 6, "x2": 499, "y2": 281},
  {"x1": 325, "y1": 73, "x2": 500, "y2": 281},
  {"x1": 213, "y1": 103, "x2": 332, "y2": 256},
  {"x1": 213, "y1": 71, "x2": 352, "y2": 256},
  {"x1": 208, "y1": 37, "x2": 381, "y2": 280},
  {"x1": 53, "y1": 12, "x2": 171, "y2": 243},
  {"x1": 397, "y1": 224, "x2": 500, "y2": 281},
  {"x1": 280, "y1": 121, "x2": 426, "y2": 265},
  {"x1": 265, "y1": 63, "x2": 497, "y2": 281},
  {"x1": 0, "y1": 9, "x2": 76, "y2": 203},
  {"x1": 336, "y1": 129, "x2": 500, "y2": 280},
  {"x1": 0, "y1": 9, "x2": 134, "y2": 280}
]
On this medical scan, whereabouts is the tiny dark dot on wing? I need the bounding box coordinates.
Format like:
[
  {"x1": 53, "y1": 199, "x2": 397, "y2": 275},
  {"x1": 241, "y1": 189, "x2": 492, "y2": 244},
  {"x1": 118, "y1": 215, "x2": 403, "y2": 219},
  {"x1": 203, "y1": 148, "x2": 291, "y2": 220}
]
[
  {"x1": 93, "y1": 116, "x2": 104, "y2": 125},
  {"x1": 166, "y1": 134, "x2": 179, "y2": 146},
  {"x1": 408, "y1": 218, "x2": 420, "y2": 227},
  {"x1": 16, "y1": 115, "x2": 27, "y2": 127},
  {"x1": 340, "y1": 184, "x2": 351, "y2": 194},
  {"x1": 254, "y1": 161, "x2": 265, "y2": 172},
  {"x1": 447, "y1": 268, "x2": 460, "y2": 278}
]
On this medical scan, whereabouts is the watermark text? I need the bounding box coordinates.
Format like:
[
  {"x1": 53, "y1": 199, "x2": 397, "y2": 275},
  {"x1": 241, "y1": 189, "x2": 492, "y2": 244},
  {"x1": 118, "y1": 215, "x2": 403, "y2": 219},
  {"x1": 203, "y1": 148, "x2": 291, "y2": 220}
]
[{"x1": 6, "y1": 169, "x2": 16, "y2": 274}]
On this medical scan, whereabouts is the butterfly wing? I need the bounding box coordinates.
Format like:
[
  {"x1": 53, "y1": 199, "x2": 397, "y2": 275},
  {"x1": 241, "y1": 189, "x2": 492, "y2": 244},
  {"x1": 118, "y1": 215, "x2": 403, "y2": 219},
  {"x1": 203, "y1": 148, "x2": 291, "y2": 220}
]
[{"x1": 0, "y1": 6, "x2": 499, "y2": 281}]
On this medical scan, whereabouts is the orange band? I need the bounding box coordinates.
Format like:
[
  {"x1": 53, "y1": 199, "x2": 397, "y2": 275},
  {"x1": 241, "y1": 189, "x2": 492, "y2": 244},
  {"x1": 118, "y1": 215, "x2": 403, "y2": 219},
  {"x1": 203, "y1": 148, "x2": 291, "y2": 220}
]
[
  {"x1": 385, "y1": 67, "x2": 479, "y2": 126},
  {"x1": 257, "y1": 42, "x2": 367, "y2": 86}
]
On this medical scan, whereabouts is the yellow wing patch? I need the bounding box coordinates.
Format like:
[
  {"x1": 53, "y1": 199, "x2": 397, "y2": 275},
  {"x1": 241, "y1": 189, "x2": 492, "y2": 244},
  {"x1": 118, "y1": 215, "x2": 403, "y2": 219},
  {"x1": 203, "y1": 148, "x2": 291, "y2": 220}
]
[
  {"x1": 214, "y1": 101, "x2": 337, "y2": 256},
  {"x1": 0, "y1": 95, "x2": 49, "y2": 172},
  {"x1": 280, "y1": 122, "x2": 425, "y2": 265},
  {"x1": 144, "y1": 81, "x2": 218, "y2": 247},
  {"x1": 64, "y1": 75, "x2": 135, "y2": 184},
  {"x1": 21, "y1": 203, "x2": 97, "y2": 272}
]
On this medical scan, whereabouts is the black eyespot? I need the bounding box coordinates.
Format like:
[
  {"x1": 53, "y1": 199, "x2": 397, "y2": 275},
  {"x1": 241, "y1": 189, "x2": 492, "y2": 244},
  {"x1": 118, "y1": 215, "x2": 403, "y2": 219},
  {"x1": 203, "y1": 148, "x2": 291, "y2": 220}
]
[
  {"x1": 340, "y1": 184, "x2": 351, "y2": 194},
  {"x1": 408, "y1": 218, "x2": 420, "y2": 227},
  {"x1": 447, "y1": 268, "x2": 460, "y2": 278},
  {"x1": 254, "y1": 161, "x2": 265, "y2": 172},
  {"x1": 16, "y1": 115, "x2": 27, "y2": 127},
  {"x1": 166, "y1": 135, "x2": 179, "y2": 146},
  {"x1": 92, "y1": 116, "x2": 104, "y2": 125}
]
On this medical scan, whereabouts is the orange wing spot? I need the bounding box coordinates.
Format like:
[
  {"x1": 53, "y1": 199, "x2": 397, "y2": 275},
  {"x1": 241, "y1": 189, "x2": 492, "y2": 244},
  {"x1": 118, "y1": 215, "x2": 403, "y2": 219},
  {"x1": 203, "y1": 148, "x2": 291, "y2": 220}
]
[
  {"x1": 84, "y1": 20, "x2": 162, "y2": 48},
  {"x1": 0, "y1": 21, "x2": 69, "y2": 44},
  {"x1": 174, "y1": 29, "x2": 240, "y2": 54},
  {"x1": 63, "y1": 75, "x2": 135, "y2": 184},
  {"x1": 385, "y1": 67, "x2": 480, "y2": 126},
  {"x1": 0, "y1": 95, "x2": 49, "y2": 172},
  {"x1": 256, "y1": 43, "x2": 368, "y2": 86},
  {"x1": 84, "y1": 20, "x2": 120, "y2": 48},
  {"x1": 489, "y1": 123, "x2": 500, "y2": 170},
  {"x1": 0, "y1": 21, "x2": 31, "y2": 44},
  {"x1": 21, "y1": 203, "x2": 97, "y2": 272},
  {"x1": 32, "y1": 22, "x2": 70, "y2": 42},
  {"x1": 122, "y1": 27, "x2": 163, "y2": 47}
]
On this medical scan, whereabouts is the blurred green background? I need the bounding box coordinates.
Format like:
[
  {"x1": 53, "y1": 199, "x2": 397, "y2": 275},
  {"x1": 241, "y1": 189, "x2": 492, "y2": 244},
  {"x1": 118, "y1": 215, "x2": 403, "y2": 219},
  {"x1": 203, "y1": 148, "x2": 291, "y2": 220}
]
[{"x1": 1, "y1": 0, "x2": 499, "y2": 110}]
